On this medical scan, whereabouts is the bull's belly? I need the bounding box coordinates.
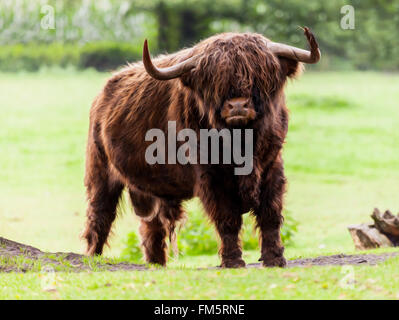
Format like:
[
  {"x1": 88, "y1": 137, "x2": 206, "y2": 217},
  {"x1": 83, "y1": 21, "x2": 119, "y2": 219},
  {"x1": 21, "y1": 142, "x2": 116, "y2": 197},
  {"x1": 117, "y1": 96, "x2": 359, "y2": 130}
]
[
  {"x1": 122, "y1": 162, "x2": 195, "y2": 201},
  {"x1": 104, "y1": 131, "x2": 195, "y2": 200}
]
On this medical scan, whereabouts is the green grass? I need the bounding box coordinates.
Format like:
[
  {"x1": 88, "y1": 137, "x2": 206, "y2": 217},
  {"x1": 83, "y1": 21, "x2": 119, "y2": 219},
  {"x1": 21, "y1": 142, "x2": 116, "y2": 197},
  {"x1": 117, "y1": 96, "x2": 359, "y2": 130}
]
[
  {"x1": 2, "y1": 255, "x2": 399, "y2": 300},
  {"x1": 0, "y1": 70, "x2": 398, "y2": 299}
]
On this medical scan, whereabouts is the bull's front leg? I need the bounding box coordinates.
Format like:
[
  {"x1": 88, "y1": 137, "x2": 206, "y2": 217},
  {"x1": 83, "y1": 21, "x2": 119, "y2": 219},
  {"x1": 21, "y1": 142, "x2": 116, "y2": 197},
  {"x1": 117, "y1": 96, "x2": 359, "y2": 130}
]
[
  {"x1": 253, "y1": 157, "x2": 287, "y2": 267},
  {"x1": 196, "y1": 169, "x2": 245, "y2": 268},
  {"x1": 214, "y1": 214, "x2": 245, "y2": 268}
]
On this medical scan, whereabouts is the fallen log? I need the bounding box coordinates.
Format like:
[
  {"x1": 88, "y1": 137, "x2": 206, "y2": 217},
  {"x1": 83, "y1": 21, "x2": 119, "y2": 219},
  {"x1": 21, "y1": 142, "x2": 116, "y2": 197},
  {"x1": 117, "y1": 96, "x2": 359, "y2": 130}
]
[
  {"x1": 348, "y1": 224, "x2": 392, "y2": 250},
  {"x1": 348, "y1": 208, "x2": 399, "y2": 250},
  {"x1": 371, "y1": 208, "x2": 399, "y2": 237}
]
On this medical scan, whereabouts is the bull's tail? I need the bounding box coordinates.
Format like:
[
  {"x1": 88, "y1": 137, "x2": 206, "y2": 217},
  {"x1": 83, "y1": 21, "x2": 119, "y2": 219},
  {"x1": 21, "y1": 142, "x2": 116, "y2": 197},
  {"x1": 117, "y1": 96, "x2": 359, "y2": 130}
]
[
  {"x1": 169, "y1": 225, "x2": 179, "y2": 258},
  {"x1": 168, "y1": 210, "x2": 187, "y2": 259}
]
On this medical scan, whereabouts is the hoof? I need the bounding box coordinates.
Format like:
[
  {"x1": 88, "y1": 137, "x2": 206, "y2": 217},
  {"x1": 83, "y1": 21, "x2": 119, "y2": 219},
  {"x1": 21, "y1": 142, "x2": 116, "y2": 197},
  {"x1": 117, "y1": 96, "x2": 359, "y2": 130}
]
[
  {"x1": 221, "y1": 258, "x2": 246, "y2": 268},
  {"x1": 261, "y1": 256, "x2": 287, "y2": 268},
  {"x1": 146, "y1": 260, "x2": 167, "y2": 267}
]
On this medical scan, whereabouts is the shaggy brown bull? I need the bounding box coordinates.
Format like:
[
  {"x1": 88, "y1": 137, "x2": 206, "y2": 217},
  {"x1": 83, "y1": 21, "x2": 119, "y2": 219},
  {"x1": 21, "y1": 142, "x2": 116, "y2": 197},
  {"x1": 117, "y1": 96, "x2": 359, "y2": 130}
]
[{"x1": 82, "y1": 27, "x2": 320, "y2": 267}]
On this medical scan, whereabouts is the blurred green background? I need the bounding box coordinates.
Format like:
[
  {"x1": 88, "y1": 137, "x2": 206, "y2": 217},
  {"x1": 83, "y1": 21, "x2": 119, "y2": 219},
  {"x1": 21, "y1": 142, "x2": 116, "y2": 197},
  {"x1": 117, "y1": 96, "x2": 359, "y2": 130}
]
[
  {"x1": 0, "y1": 0, "x2": 398, "y2": 264},
  {"x1": 1, "y1": 0, "x2": 399, "y2": 72}
]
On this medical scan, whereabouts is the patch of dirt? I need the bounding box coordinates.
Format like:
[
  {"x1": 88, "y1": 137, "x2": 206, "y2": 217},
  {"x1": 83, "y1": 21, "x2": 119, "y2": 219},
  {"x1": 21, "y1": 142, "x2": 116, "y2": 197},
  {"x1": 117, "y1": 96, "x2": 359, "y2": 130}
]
[
  {"x1": 247, "y1": 252, "x2": 399, "y2": 268},
  {"x1": 0, "y1": 236, "x2": 398, "y2": 272},
  {"x1": 0, "y1": 237, "x2": 147, "y2": 273}
]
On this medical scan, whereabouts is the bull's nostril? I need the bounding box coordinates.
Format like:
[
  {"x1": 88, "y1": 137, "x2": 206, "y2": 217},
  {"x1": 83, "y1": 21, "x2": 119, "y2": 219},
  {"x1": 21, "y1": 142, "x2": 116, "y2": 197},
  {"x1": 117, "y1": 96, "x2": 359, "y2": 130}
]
[
  {"x1": 243, "y1": 104, "x2": 248, "y2": 109},
  {"x1": 228, "y1": 104, "x2": 234, "y2": 110}
]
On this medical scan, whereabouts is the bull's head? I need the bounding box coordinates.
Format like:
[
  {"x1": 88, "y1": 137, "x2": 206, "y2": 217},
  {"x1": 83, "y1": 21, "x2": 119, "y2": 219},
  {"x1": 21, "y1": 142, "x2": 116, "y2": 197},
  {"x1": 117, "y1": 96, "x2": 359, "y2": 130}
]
[{"x1": 142, "y1": 27, "x2": 320, "y2": 128}]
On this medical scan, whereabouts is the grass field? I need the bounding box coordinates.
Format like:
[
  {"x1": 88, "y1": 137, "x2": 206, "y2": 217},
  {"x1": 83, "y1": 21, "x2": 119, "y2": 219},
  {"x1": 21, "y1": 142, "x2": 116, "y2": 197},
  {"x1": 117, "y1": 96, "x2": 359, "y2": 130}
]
[{"x1": 0, "y1": 69, "x2": 398, "y2": 299}]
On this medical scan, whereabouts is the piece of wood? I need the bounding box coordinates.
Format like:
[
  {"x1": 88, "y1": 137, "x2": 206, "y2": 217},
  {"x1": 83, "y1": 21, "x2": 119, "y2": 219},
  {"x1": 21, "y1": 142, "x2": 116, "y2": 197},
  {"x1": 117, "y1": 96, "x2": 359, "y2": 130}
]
[
  {"x1": 348, "y1": 224, "x2": 393, "y2": 250},
  {"x1": 371, "y1": 208, "x2": 399, "y2": 237}
]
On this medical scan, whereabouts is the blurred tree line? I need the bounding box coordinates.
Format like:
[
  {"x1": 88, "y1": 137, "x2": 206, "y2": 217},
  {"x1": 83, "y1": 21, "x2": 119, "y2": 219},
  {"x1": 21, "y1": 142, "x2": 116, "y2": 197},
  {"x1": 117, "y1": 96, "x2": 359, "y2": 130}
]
[{"x1": 0, "y1": 0, "x2": 398, "y2": 71}]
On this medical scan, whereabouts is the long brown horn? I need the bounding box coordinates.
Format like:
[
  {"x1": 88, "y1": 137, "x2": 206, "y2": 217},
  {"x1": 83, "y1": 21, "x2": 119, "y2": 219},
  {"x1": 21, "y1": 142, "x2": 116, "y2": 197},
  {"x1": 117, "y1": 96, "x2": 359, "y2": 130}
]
[
  {"x1": 143, "y1": 40, "x2": 199, "y2": 80},
  {"x1": 267, "y1": 27, "x2": 321, "y2": 64}
]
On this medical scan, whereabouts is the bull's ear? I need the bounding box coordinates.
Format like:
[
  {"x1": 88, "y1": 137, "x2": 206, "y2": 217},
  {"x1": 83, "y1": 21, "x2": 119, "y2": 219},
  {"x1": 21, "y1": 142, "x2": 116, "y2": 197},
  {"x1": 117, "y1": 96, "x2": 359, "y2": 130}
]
[{"x1": 279, "y1": 57, "x2": 303, "y2": 78}]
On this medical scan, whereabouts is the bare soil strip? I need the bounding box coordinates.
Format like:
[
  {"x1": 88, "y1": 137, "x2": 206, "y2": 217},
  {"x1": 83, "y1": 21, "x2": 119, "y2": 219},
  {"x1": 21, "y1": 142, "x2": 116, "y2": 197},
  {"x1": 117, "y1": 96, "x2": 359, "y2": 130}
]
[
  {"x1": 0, "y1": 237, "x2": 398, "y2": 272},
  {"x1": 251, "y1": 252, "x2": 399, "y2": 268},
  {"x1": 0, "y1": 237, "x2": 146, "y2": 272}
]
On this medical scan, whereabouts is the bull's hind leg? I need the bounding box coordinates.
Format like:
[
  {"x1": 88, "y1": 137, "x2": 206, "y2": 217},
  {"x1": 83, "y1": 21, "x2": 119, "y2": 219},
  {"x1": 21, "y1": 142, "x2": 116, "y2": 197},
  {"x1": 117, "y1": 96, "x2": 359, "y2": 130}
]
[
  {"x1": 82, "y1": 139, "x2": 124, "y2": 255},
  {"x1": 83, "y1": 178, "x2": 123, "y2": 255},
  {"x1": 129, "y1": 190, "x2": 166, "y2": 265},
  {"x1": 130, "y1": 191, "x2": 184, "y2": 266},
  {"x1": 138, "y1": 215, "x2": 168, "y2": 266},
  {"x1": 253, "y1": 157, "x2": 287, "y2": 267}
]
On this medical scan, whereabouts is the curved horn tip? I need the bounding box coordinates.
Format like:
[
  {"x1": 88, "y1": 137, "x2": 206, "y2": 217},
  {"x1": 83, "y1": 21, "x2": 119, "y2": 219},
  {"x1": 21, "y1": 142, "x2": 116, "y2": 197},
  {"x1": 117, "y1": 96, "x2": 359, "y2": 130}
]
[
  {"x1": 143, "y1": 39, "x2": 153, "y2": 68},
  {"x1": 302, "y1": 26, "x2": 311, "y2": 36},
  {"x1": 303, "y1": 27, "x2": 316, "y2": 41},
  {"x1": 143, "y1": 39, "x2": 149, "y2": 54},
  {"x1": 141, "y1": 39, "x2": 199, "y2": 80}
]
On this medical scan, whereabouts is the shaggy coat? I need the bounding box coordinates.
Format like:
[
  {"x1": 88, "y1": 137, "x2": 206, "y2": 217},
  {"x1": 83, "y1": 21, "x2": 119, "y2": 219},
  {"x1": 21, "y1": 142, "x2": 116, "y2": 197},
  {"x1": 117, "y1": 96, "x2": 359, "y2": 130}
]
[{"x1": 83, "y1": 32, "x2": 305, "y2": 267}]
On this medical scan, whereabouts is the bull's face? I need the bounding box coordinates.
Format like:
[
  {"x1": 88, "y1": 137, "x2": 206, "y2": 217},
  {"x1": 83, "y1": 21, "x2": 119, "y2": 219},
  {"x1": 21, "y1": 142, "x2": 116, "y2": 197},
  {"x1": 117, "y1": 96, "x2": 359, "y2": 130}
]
[{"x1": 142, "y1": 28, "x2": 320, "y2": 129}]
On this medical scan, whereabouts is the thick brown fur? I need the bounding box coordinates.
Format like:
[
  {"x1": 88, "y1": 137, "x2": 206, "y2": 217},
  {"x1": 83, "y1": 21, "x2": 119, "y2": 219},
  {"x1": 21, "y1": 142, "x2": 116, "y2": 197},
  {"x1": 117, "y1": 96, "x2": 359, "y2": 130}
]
[{"x1": 82, "y1": 32, "x2": 302, "y2": 267}]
